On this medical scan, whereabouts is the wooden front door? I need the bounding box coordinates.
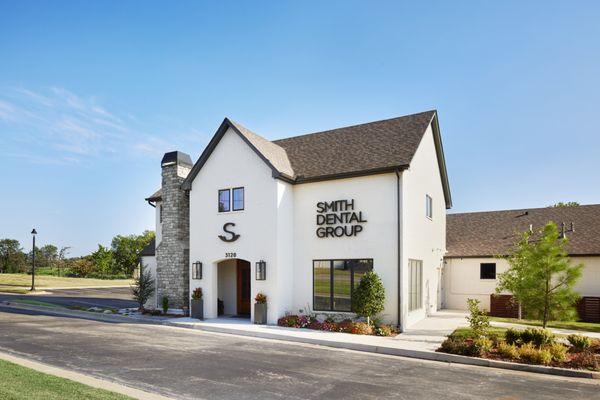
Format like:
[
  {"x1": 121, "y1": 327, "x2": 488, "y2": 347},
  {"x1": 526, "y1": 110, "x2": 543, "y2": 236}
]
[{"x1": 236, "y1": 260, "x2": 251, "y2": 316}]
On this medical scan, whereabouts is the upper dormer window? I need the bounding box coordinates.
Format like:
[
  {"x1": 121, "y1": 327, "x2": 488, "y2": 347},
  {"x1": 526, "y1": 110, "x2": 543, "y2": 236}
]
[
  {"x1": 218, "y1": 187, "x2": 244, "y2": 212},
  {"x1": 426, "y1": 194, "x2": 433, "y2": 219}
]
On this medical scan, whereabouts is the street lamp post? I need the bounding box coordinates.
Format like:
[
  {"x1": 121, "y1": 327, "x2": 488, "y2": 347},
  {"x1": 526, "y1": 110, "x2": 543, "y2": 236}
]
[{"x1": 30, "y1": 229, "x2": 37, "y2": 291}]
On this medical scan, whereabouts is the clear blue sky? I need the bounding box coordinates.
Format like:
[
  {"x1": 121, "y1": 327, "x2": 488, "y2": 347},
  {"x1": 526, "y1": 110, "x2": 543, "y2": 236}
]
[{"x1": 1, "y1": 1, "x2": 599, "y2": 256}]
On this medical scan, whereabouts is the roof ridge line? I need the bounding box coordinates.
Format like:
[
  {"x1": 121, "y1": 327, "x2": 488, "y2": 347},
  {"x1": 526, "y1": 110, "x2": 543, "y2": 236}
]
[{"x1": 272, "y1": 110, "x2": 437, "y2": 143}]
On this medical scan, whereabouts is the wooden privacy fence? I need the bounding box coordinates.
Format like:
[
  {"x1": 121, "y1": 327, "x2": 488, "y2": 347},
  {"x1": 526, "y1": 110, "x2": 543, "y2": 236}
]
[{"x1": 489, "y1": 294, "x2": 600, "y2": 323}]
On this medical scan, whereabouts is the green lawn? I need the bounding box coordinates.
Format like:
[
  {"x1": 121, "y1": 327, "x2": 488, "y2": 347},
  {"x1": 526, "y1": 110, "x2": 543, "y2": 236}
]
[
  {"x1": 9, "y1": 299, "x2": 64, "y2": 308},
  {"x1": 0, "y1": 359, "x2": 133, "y2": 400},
  {"x1": 0, "y1": 274, "x2": 133, "y2": 293},
  {"x1": 490, "y1": 317, "x2": 600, "y2": 333},
  {"x1": 449, "y1": 326, "x2": 509, "y2": 340}
]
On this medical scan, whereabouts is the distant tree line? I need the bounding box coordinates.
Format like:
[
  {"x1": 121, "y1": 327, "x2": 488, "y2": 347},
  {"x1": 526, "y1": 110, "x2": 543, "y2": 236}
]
[{"x1": 0, "y1": 231, "x2": 154, "y2": 279}]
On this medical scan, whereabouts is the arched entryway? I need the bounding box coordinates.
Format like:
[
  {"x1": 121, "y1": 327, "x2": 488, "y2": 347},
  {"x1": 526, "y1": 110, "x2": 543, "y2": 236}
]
[{"x1": 216, "y1": 258, "x2": 251, "y2": 318}]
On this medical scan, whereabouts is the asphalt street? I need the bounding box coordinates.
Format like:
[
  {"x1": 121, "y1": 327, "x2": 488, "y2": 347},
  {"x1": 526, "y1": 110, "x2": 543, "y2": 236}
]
[
  {"x1": 0, "y1": 286, "x2": 137, "y2": 309},
  {"x1": 0, "y1": 307, "x2": 598, "y2": 399}
]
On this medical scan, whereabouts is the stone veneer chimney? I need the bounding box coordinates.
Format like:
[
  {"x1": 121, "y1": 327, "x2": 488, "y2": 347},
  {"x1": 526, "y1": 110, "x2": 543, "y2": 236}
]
[{"x1": 156, "y1": 151, "x2": 193, "y2": 309}]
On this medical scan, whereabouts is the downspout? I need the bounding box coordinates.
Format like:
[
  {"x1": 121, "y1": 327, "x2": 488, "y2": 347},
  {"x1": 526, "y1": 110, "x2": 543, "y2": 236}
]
[{"x1": 396, "y1": 170, "x2": 404, "y2": 333}]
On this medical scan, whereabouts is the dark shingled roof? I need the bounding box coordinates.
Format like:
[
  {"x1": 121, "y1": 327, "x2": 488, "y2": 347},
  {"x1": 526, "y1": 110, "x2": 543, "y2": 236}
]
[
  {"x1": 273, "y1": 110, "x2": 436, "y2": 181},
  {"x1": 181, "y1": 111, "x2": 451, "y2": 207},
  {"x1": 139, "y1": 238, "x2": 155, "y2": 257},
  {"x1": 446, "y1": 204, "x2": 600, "y2": 257}
]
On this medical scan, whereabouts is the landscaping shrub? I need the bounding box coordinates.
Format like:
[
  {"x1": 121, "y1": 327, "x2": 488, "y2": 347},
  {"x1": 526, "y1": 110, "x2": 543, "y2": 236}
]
[
  {"x1": 161, "y1": 296, "x2": 169, "y2": 314},
  {"x1": 473, "y1": 337, "x2": 493, "y2": 356},
  {"x1": 546, "y1": 342, "x2": 568, "y2": 362},
  {"x1": 518, "y1": 343, "x2": 552, "y2": 365},
  {"x1": 349, "y1": 322, "x2": 373, "y2": 335},
  {"x1": 374, "y1": 324, "x2": 396, "y2": 337},
  {"x1": 518, "y1": 342, "x2": 538, "y2": 361},
  {"x1": 440, "y1": 338, "x2": 479, "y2": 357},
  {"x1": 352, "y1": 271, "x2": 385, "y2": 325},
  {"x1": 504, "y1": 328, "x2": 521, "y2": 345},
  {"x1": 466, "y1": 299, "x2": 490, "y2": 338},
  {"x1": 520, "y1": 328, "x2": 555, "y2": 347},
  {"x1": 497, "y1": 341, "x2": 520, "y2": 360},
  {"x1": 278, "y1": 315, "x2": 300, "y2": 328},
  {"x1": 567, "y1": 334, "x2": 592, "y2": 352}
]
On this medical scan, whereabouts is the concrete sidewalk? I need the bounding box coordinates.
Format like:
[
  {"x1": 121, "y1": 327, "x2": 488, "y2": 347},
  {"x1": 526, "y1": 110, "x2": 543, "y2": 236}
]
[{"x1": 168, "y1": 310, "x2": 468, "y2": 352}]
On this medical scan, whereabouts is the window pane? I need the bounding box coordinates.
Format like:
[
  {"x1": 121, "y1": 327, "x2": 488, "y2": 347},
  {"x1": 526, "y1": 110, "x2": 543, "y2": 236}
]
[
  {"x1": 333, "y1": 260, "x2": 351, "y2": 311},
  {"x1": 218, "y1": 189, "x2": 230, "y2": 212},
  {"x1": 409, "y1": 259, "x2": 423, "y2": 311},
  {"x1": 480, "y1": 263, "x2": 496, "y2": 279},
  {"x1": 232, "y1": 187, "x2": 244, "y2": 211},
  {"x1": 313, "y1": 261, "x2": 331, "y2": 310}
]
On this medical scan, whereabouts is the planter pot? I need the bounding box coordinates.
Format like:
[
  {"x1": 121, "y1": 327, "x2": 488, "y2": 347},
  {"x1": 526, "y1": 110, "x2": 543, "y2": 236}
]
[
  {"x1": 191, "y1": 299, "x2": 203, "y2": 320},
  {"x1": 254, "y1": 303, "x2": 267, "y2": 324}
]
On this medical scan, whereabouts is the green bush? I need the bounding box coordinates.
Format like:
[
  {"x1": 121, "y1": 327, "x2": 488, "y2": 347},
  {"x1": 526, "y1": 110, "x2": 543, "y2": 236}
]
[
  {"x1": 466, "y1": 299, "x2": 490, "y2": 338},
  {"x1": 161, "y1": 296, "x2": 169, "y2": 314},
  {"x1": 567, "y1": 334, "x2": 592, "y2": 351},
  {"x1": 473, "y1": 337, "x2": 493, "y2": 355},
  {"x1": 520, "y1": 328, "x2": 555, "y2": 347},
  {"x1": 352, "y1": 271, "x2": 385, "y2": 325},
  {"x1": 518, "y1": 342, "x2": 553, "y2": 365},
  {"x1": 440, "y1": 338, "x2": 477, "y2": 356},
  {"x1": 374, "y1": 324, "x2": 397, "y2": 337},
  {"x1": 534, "y1": 349, "x2": 553, "y2": 365},
  {"x1": 497, "y1": 341, "x2": 520, "y2": 359},
  {"x1": 505, "y1": 328, "x2": 521, "y2": 345},
  {"x1": 546, "y1": 342, "x2": 568, "y2": 362}
]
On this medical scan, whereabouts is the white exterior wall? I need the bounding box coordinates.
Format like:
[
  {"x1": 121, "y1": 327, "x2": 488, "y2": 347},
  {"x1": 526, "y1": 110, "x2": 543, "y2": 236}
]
[
  {"x1": 188, "y1": 127, "x2": 294, "y2": 324},
  {"x1": 140, "y1": 255, "x2": 157, "y2": 308},
  {"x1": 401, "y1": 125, "x2": 447, "y2": 327},
  {"x1": 292, "y1": 174, "x2": 399, "y2": 324},
  {"x1": 444, "y1": 256, "x2": 600, "y2": 311}
]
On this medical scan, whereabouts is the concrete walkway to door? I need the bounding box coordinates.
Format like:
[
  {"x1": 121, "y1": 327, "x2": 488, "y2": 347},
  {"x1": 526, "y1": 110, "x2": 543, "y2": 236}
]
[{"x1": 167, "y1": 309, "x2": 468, "y2": 353}]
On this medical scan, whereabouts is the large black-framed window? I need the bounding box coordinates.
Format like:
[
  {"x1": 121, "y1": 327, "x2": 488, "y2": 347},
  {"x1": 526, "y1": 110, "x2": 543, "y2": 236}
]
[
  {"x1": 218, "y1": 189, "x2": 230, "y2": 212},
  {"x1": 480, "y1": 263, "x2": 496, "y2": 279},
  {"x1": 232, "y1": 187, "x2": 244, "y2": 211},
  {"x1": 313, "y1": 259, "x2": 373, "y2": 312}
]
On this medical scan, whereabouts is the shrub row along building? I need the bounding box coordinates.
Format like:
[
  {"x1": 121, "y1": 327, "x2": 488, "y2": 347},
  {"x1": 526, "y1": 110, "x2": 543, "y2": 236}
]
[{"x1": 140, "y1": 111, "x2": 600, "y2": 329}]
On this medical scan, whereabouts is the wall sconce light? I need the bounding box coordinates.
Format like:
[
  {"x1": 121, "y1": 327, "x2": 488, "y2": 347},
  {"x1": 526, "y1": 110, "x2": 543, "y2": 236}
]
[
  {"x1": 192, "y1": 261, "x2": 202, "y2": 279},
  {"x1": 255, "y1": 260, "x2": 266, "y2": 280}
]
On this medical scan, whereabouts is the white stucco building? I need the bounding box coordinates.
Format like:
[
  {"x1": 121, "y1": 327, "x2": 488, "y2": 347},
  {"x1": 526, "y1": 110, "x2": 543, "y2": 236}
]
[
  {"x1": 144, "y1": 110, "x2": 451, "y2": 330},
  {"x1": 444, "y1": 205, "x2": 600, "y2": 321}
]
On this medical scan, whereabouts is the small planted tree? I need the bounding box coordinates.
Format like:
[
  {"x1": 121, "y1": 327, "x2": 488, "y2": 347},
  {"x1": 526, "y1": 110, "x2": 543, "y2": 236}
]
[
  {"x1": 497, "y1": 222, "x2": 583, "y2": 328},
  {"x1": 352, "y1": 271, "x2": 385, "y2": 325},
  {"x1": 466, "y1": 298, "x2": 490, "y2": 338},
  {"x1": 131, "y1": 265, "x2": 155, "y2": 310}
]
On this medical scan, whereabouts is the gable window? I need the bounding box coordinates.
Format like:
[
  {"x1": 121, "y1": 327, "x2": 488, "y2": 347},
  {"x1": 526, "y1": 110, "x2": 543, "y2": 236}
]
[
  {"x1": 218, "y1": 189, "x2": 230, "y2": 212},
  {"x1": 480, "y1": 263, "x2": 496, "y2": 280},
  {"x1": 426, "y1": 195, "x2": 433, "y2": 219},
  {"x1": 232, "y1": 187, "x2": 244, "y2": 211},
  {"x1": 313, "y1": 259, "x2": 373, "y2": 312},
  {"x1": 408, "y1": 259, "x2": 423, "y2": 311}
]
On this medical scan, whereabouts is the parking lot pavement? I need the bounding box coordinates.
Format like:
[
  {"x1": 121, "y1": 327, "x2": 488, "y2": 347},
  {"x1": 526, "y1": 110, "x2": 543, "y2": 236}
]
[
  {"x1": 0, "y1": 286, "x2": 137, "y2": 309},
  {"x1": 0, "y1": 308, "x2": 598, "y2": 400}
]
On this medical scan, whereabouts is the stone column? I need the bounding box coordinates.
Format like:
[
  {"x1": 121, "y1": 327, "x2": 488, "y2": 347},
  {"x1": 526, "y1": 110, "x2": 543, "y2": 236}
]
[{"x1": 155, "y1": 151, "x2": 192, "y2": 310}]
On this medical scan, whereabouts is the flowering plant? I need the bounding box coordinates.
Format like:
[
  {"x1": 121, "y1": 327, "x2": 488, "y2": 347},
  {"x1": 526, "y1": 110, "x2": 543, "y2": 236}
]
[{"x1": 255, "y1": 292, "x2": 267, "y2": 304}]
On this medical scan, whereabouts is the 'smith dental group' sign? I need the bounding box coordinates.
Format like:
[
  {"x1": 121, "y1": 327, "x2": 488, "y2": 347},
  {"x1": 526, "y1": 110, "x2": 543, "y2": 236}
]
[{"x1": 316, "y1": 199, "x2": 367, "y2": 238}]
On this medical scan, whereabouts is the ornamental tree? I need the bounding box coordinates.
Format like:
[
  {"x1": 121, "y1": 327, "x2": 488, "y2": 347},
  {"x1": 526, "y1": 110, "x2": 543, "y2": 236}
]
[
  {"x1": 131, "y1": 265, "x2": 155, "y2": 310},
  {"x1": 496, "y1": 222, "x2": 583, "y2": 328},
  {"x1": 352, "y1": 271, "x2": 385, "y2": 325}
]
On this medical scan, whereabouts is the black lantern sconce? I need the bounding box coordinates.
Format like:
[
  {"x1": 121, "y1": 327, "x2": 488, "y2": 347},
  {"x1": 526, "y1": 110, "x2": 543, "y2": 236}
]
[
  {"x1": 255, "y1": 260, "x2": 266, "y2": 280},
  {"x1": 192, "y1": 261, "x2": 202, "y2": 280}
]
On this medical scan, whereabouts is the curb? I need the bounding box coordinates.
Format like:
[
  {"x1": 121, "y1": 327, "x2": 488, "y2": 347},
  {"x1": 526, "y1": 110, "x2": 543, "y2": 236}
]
[
  {"x1": 2, "y1": 302, "x2": 599, "y2": 380},
  {"x1": 166, "y1": 321, "x2": 600, "y2": 380}
]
